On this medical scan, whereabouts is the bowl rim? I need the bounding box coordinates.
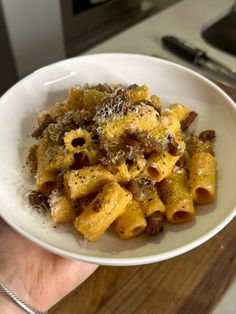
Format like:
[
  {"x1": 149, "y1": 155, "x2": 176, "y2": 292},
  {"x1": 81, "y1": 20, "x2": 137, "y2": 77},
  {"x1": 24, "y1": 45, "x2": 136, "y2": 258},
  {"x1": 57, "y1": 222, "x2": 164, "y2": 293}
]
[{"x1": 0, "y1": 53, "x2": 236, "y2": 266}]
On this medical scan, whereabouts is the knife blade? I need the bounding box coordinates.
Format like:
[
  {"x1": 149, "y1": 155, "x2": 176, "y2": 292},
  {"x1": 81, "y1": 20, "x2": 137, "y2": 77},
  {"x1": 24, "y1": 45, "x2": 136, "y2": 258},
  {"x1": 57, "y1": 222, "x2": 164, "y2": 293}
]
[{"x1": 162, "y1": 35, "x2": 236, "y2": 87}]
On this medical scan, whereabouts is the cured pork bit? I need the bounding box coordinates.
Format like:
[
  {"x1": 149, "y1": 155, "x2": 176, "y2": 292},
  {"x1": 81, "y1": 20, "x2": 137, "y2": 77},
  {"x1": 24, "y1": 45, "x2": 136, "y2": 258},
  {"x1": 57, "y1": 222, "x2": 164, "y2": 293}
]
[
  {"x1": 128, "y1": 177, "x2": 156, "y2": 202},
  {"x1": 199, "y1": 130, "x2": 215, "y2": 141},
  {"x1": 28, "y1": 190, "x2": 49, "y2": 211},
  {"x1": 146, "y1": 212, "x2": 165, "y2": 236},
  {"x1": 136, "y1": 131, "x2": 163, "y2": 155},
  {"x1": 180, "y1": 111, "x2": 198, "y2": 130},
  {"x1": 32, "y1": 114, "x2": 55, "y2": 139},
  {"x1": 167, "y1": 135, "x2": 183, "y2": 156}
]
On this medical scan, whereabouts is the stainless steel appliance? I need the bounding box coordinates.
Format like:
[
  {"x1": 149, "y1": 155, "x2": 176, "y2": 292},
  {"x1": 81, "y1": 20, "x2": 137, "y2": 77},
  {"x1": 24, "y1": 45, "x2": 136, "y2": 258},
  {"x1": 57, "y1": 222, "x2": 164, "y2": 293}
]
[
  {"x1": 61, "y1": 0, "x2": 152, "y2": 57},
  {"x1": 0, "y1": 0, "x2": 177, "y2": 93}
]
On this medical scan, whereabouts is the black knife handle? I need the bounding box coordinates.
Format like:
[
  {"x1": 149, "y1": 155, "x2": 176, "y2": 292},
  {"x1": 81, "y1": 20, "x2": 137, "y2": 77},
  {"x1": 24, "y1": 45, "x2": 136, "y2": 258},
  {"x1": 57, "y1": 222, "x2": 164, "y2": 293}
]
[{"x1": 162, "y1": 35, "x2": 206, "y2": 64}]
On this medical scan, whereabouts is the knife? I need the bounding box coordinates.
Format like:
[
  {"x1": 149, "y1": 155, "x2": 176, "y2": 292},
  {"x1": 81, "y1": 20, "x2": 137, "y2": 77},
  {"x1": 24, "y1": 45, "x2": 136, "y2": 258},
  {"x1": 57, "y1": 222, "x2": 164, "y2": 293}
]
[{"x1": 162, "y1": 35, "x2": 236, "y2": 87}]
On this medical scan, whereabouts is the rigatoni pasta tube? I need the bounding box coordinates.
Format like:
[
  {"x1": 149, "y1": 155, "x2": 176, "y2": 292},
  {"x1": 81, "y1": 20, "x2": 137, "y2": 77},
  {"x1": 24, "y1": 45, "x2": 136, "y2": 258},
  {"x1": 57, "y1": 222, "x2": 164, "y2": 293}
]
[
  {"x1": 115, "y1": 199, "x2": 147, "y2": 240},
  {"x1": 127, "y1": 84, "x2": 150, "y2": 103},
  {"x1": 169, "y1": 103, "x2": 189, "y2": 121},
  {"x1": 64, "y1": 129, "x2": 92, "y2": 153},
  {"x1": 146, "y1": 133, "x2": 185, "y2": 182},
  {"x1": 160, "y1": 110, "x2": 181, "y2": 134},
  {"x1": 159, "y1": 169, "x2": 195, "y2": 224},
  {"x1": 64, "y1": 165, "x2": 113, "y2": 198},
  {"x1": 151, "y1": 110, "x2": 180, "y2": 139},
  {"x1": 114, "y1": 164, "x2": 131, "y2": 184},
  {"x1": 74, "y1": 181, "x2": 132, "y2": 242},
  {"x1": 150, "y1": 95, "x2": 161, "y2": 109},
  {"x1": 83, "y1": 88, "x2": 107, "y2": 110},
  {"x1": 67, "y1": 87, "x2": 84, "y2": 110},
  {"x1": 38, "y1": 87, "x2": 83, "y2": 123},
  {"x1": 100, "y1": 105, "x2": 159, "y2": 142},
  {"x1": 36, "y1": 170, "x2": 57, "y2": 194},
  {"x1": 50, "y1": 193, "x2": 76, "y2": 223},
  {"x1": 146, "y1": 151, "x2": 179, "y2": 182},
  {"x1": 189, "y1": 152, "x2": 216, "y2": 204},
  {"x1": 128, "y1": 158, "x2": 147, "y2": 180},
  {"x1": 84, "y1": 145, "x2": 99, "y2": 165},
  {"x1": 142, "y1": 191, "x2": 166, "y2": 218},
  {"x1": 37, "y1": 139, "x2": 73, "y2": 172},
  {"x1": 36, "y1": 139, "x2": 57, "y2": 193}
]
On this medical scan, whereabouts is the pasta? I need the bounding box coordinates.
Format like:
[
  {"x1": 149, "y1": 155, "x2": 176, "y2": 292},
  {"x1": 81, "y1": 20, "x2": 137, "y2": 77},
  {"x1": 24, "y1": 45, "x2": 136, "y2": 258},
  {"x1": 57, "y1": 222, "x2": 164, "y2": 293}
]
[
  {"x1": 74, "y1": 181, "x2": 132, "y2": 242},
  {"x1": 146, "y1": 151, "x2": 180, "y2": 182},
  {"x1": 64, "y1": 165, "x2": 113, "y2": 199},
  {"x1": 50, "y1": 192, "x2": 76, "y2": 223},
  {"x1": 115, "y1": 199, "x2": 147, "y2": 240},
  {"x1": 99, "y1": 104, "x2": 160, "y2": 142},
  {"x1": 36, "y1": 139, "x2": 73, "y2": 193},
  {"x1": 169, "y1": 103, "x2": 189, "y2": 122},
  {"x1": 64, "y1": 129, "x2": 93, "y2": 153},
  {"x1": 142, "y1": 191, "x2": 166, "y2": 218},
  {"x1": 27, "y1": 83, "x2": 217, "y2": 242},
  {"x1": 159, "y1": 169, "x2": 195, "y2": 223},
  {"x1": 189, "y1": 152, "x2": 216, "y2": 204}
]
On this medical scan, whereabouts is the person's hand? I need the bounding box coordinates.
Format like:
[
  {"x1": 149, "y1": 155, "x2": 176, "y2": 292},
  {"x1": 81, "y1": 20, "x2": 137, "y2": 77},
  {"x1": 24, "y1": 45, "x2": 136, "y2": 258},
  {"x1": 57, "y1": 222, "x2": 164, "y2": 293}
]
[{"x1": 0, "y1": 218, "x2": 98, "y2": 313}]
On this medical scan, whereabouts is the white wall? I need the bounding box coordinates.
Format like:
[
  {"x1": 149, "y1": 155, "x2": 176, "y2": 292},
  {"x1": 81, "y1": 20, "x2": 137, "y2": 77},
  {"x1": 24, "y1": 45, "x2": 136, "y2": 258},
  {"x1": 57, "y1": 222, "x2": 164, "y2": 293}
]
[{"x1": 2, "y1": 0, "x2": 65, "y2": 78}]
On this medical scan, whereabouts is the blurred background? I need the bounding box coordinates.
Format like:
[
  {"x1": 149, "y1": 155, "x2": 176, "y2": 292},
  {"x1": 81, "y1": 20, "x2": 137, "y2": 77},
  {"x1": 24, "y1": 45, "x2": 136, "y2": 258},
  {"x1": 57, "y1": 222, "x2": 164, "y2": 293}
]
[
  {"x1": 0, "y1": 0, "x2": 235, "y2": 95},
  {"x1": 0, "y1": 0, "x2": 179, "y2": 94}
]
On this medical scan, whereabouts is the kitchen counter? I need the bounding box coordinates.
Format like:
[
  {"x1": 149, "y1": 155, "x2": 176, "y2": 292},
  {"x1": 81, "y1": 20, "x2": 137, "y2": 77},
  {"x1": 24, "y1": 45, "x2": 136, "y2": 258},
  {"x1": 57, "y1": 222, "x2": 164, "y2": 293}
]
[
  {"x1": 85, "y1": 0, "x2": 235, "y2": 84},
  {"x1": 51, "y1": 1, "x2": 236, "y2": 313}
]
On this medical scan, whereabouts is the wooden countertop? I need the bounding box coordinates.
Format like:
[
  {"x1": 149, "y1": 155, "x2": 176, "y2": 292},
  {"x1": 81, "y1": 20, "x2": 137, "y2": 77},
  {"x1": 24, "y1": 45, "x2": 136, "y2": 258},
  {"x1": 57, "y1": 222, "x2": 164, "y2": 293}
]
[{"x1": 50, "y1": 82, "x2": 236, "y2": 314}]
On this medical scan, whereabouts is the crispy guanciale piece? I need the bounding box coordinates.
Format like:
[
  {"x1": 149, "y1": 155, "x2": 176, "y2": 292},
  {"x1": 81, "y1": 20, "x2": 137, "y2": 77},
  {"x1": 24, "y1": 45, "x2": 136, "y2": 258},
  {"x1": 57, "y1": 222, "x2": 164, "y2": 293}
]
[
  {"x1": 180, "y1": 111, "x2": 198, "y2": 130},
  {"x1": 199, "y1": 130, "x2": 215, "y2": 141},
  {"x1": 136, "y1": 131, "x2": 163, "y2": 155},
  {"x1": 186, "y1": 135, "x2": 214, "y2": 157},
  {"x1": 93, "y1": 88, "x2": 130, "y2": 124},
  {"x1": 71, "y1": 152, "x2": 90, "y2": 170},
  {"x1": 167, "y1": 135, "x2": 183, "y2": 156},
  {"x1": 146, "y1": 212, "x2": 165, "y2": 236},
  {"x1": 134, "y1": 99, "x2": 161, "y2": 116},
  {"x1": 128, "y1": 177, "x2": 156, "y2": 202},
  {"x1": 28, "y1": 190, "x2": 49, "y2": 211},
  {"x1": 98, "y1": 135, "x2": 143, "y2": 166},
  {"x1": 93, "y1": 83, "x2": 113, "y2": 93},
  {"x1": 32, "y1": 114, "x2": 55, "y2": 139}
]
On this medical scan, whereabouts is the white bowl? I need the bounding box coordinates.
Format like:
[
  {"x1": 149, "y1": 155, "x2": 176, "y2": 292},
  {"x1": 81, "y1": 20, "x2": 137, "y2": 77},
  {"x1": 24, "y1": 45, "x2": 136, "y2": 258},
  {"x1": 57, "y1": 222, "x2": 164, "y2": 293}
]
[{"x1": 0, "y1": 53, "x2": 235, "y2": 266}]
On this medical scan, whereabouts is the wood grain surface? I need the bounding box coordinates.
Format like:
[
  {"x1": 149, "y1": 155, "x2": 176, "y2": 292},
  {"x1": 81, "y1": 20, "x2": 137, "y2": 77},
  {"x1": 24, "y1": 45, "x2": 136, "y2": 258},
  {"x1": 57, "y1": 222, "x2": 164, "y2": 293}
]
[{"x1": 50, "y1": 83, "x2": 236, "y2": 314}]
